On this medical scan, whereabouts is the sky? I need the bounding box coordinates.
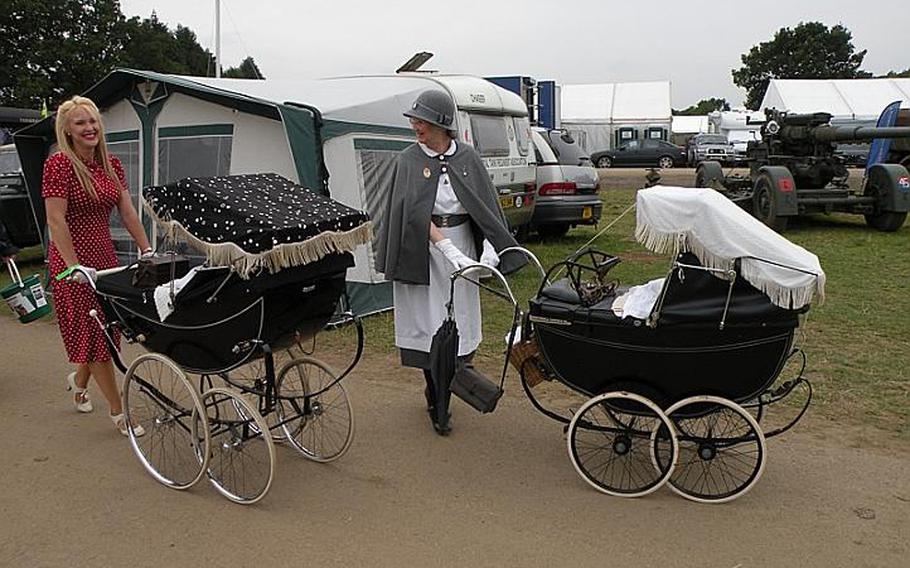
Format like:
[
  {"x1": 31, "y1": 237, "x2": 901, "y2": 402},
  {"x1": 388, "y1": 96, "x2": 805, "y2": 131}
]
[{"x1": 119, "y1": 0, "x2": 910, "y2": 109}]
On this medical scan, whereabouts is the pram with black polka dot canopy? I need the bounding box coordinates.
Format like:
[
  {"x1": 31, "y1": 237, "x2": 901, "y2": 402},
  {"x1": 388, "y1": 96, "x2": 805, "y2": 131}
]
[{"x1": 86, "y1": 173, "x2": 371, "y2": 504}]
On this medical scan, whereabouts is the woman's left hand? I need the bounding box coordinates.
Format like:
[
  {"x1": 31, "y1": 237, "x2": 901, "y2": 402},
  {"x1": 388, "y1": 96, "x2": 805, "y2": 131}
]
[{"x1": 480, "y1": 240, "x2": 500, "y2": 268}]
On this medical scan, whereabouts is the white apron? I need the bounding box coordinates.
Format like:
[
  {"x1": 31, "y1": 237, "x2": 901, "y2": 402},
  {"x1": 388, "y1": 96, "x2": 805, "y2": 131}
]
[{"x1": 393, "y1": 141, "x2": 482, "y2": 357}]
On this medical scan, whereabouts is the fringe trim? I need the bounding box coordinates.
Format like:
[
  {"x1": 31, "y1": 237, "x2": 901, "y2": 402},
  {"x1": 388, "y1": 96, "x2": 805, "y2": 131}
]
[
  {"x1": 635, "y1": 223, "x2": 824, "y2": 310},
  {"x1": 144, "y1": 201, "x2": 372, "y2": 279}
]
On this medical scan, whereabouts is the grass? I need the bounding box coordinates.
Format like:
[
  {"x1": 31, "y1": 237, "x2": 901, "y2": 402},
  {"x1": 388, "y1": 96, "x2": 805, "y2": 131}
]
[{"x1": 5, "y1": 189, "x2": 908, "y2": 439}]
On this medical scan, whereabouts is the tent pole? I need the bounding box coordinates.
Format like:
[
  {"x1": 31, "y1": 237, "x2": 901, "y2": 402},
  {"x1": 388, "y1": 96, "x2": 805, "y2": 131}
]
[{"x1": 215, "y1": 0, "x2": 221, "y2": 78}]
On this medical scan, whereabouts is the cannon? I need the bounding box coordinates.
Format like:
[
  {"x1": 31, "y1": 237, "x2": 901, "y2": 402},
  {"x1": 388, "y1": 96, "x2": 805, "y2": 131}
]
[{"x1": 696, "y1": 108, "x2": 910, "y2": 231}]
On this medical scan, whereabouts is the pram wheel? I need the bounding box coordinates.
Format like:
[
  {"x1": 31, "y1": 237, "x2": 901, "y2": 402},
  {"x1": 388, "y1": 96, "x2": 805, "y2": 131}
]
[
  {"x1": 567, "y1": 391, "x2": 677, "y2": 497},
  {"x1": 219, "y1": 351, "x2": 295, "y2": 443},
  {"x1": 276, "y1": 357, "x2": 354, "y2": 463},
  {"x1": 201, "y1": 387, "x2": 276, "y2": 505},
  {"x1": 123, "y1": 353, "x2": 210, "y2": 490},
  {"x1": 660, "y1": 395, "x2": 766, "y2": 503}
]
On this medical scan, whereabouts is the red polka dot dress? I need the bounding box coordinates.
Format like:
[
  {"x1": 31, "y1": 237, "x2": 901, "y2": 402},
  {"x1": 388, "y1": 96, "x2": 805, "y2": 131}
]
[{"x1": 42, "y1": 152, "x2": 124, "y2": 363}]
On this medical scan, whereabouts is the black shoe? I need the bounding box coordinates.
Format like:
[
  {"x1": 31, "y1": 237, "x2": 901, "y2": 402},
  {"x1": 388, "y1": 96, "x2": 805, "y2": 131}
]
[
  {"x1": 432, "y1": 414, "x2": 452, "y2": 436},
  {"x1": 424, "y1": 386, "x2": 436, "y2": 415}
]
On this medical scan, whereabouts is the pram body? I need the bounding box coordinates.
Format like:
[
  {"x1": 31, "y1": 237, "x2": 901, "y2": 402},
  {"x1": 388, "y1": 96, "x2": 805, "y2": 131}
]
[
  {"x1": 459, "y1": 186, "x2": 824, "y2": 503},
  {"x1": 88, "y1": 173, "x2": 371, "y2": 505}
]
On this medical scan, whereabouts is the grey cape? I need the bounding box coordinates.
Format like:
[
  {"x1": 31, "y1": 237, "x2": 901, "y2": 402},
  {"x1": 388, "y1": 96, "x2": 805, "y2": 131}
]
[{"x1": 375, "y1": 142, "x2": 527, "y2": 285}]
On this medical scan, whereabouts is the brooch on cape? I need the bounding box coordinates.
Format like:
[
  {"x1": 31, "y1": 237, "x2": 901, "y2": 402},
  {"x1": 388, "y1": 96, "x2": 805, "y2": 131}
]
[{"x1": 423, "y1": 167, "x2": 431, "y2": 179}]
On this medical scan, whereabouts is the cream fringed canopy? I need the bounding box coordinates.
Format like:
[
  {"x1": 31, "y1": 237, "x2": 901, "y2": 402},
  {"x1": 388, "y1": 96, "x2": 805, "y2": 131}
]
[
  {"x1": 635, "y1": 186, "x2": 826, "y2": 310},
  {"x1": 143, "y1": 173, "x2": 371, "y2": 278}
]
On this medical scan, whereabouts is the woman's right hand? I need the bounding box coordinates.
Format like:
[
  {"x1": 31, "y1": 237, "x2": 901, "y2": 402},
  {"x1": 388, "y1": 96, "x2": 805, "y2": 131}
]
[{"x1": 434, "y1": 238, "x2": 476, "y2": 271}]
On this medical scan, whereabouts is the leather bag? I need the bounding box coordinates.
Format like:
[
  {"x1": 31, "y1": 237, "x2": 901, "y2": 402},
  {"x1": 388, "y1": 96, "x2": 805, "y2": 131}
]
[
  {"x1": 449, "y1": 365, "x2": 503, "y2": 414},
  {"x1": 131, "y1": 254, "x2": 189, "y2": 288}
]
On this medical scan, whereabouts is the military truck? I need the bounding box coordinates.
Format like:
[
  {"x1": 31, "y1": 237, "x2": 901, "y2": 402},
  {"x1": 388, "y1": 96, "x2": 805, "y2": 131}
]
[{"x1": 695, "y1": 109, "x2": 910, "y2": 232}]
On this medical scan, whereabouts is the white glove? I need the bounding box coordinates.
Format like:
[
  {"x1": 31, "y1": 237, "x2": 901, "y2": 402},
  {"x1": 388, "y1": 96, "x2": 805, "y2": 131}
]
[
  {"x1": 480, "y1": 239, "x2": 500, "y2": 268},
  {"x1": 71, "y1": 265, "x2": 97, "y2": 284},
  {"x1": 140, "y1": 248, "x2": 155, "y2": 259},
  {"x1": 434, "y1": 238, "x2": 476, "y2": 271}
]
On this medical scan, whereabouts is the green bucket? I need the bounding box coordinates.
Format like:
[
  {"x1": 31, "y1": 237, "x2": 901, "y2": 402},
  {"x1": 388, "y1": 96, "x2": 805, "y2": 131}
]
[{"x1": 2, "y1": 259, "x2": 51, "y2": 324}]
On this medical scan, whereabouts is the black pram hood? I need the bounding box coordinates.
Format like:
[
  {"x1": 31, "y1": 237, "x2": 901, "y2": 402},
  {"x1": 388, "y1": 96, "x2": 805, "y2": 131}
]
[{"x1": 144, "y1": 173, "x2": 371, "y2": 278}]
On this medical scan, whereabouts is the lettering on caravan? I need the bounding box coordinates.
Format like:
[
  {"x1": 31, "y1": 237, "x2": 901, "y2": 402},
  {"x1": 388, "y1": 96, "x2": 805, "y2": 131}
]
[{"x1": 483, "y1": 157, "x2": 528, "y2": 168}]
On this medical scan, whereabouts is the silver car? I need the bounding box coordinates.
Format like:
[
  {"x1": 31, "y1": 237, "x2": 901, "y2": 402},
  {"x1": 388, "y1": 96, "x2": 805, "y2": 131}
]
[
  {"x1": 529, "y1": 129, "x2": 602, "y2": 237},
  {"x1": 686, "y1": 133, "x2": 736, "y2": 166}
]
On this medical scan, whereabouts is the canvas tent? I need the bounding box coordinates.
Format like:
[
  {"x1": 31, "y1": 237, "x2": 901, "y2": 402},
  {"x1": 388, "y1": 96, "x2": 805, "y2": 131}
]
[
  {"x1": 560, "y1": 81, "x2": 672, "y2": 154},
  {"x1": 760, "y1": 78, "x2": 910, "y2": 126},
  {"x1": 670, "y1": 115, "x2": 709, "y2": 145},
  {"x1": 14, "y1": 69, "x2": 527, "y2": 315}
]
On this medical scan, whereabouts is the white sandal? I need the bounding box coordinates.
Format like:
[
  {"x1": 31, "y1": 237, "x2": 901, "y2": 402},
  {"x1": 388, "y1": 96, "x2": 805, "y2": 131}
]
[
  {"x1": 65, "y1": 372, "x2": 93, "y2": 413},
  {"x1": 111, "y1": 413, "x2": 146, "y2": 438}
]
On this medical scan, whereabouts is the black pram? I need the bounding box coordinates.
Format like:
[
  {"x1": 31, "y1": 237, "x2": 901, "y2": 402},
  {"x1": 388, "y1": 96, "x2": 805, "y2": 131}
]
[{"x1": 88, "y1": 173, "x2": 371, "y2": 505}]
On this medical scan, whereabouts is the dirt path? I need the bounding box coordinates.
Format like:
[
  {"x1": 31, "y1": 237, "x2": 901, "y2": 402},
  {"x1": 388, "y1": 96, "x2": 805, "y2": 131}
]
[{"x1": 0, "y1": 316, "x2": 907, "y2": 567}]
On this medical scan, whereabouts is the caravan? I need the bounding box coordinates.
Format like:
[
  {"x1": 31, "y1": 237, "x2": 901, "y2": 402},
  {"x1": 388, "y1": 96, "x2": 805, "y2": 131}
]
[{"x1": 13, "y1": 69, "x2": 534, "y2": 315}]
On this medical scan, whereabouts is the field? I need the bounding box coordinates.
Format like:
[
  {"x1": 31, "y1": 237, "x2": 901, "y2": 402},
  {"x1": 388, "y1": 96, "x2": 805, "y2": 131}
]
[{"x1": 4, "y1": 166, "x2": 907, "y2": 440}]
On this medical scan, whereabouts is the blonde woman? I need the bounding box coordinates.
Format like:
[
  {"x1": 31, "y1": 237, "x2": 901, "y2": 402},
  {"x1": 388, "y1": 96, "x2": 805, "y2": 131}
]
[{"x1": 42, "y1": 95, "x2": 151, "y2": 436}]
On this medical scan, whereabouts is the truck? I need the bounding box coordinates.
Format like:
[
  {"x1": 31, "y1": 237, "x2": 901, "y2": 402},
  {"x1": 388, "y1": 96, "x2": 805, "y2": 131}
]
[{"x1": 695, "y1": 108, "x2": 910, "y2": 232}]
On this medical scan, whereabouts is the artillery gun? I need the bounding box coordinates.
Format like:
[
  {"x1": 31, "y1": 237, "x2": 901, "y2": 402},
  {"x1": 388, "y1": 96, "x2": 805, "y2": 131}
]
[{"x1": 695, "y1": 108, "x2": 910, "y2": 231}]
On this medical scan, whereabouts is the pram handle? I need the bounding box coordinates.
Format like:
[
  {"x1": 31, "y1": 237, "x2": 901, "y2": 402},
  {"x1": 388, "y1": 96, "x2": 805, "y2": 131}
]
[
  {"x1": 452, "y1": 264, "x2": 517, "y2": 306},
  {"x1": 449, "y1": 246, "x2": 547, "y2": 308},
  {"x1": 498, "y1": 246, "x2": 547, "y2": 281}
]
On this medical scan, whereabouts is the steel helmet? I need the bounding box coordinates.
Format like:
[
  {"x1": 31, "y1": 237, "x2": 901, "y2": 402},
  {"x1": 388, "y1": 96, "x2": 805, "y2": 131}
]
[{"x1": 403, "y1": 89, "x2": 456, "y2": 132}]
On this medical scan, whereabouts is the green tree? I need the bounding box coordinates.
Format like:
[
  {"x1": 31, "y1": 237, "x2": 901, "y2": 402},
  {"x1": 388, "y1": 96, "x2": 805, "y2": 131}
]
[
  {"x1": 673, "y1": 98, "x2": 730, "y2": 116},
  {"x1": 882, "y1": 68, "x2": 910, "y2": 78},
  {"x1": 118, "y1": 15, "x2": 215, "y2": 76},
  {"x1": 0, "y1": 0, "x2": 127, "y2": 108},
  {"x1": 732, "y1": 22, "x2": 872, "y2": 110},
  {"x1": 223, "y1": 57, "x2": 265, "y2": 79},
  {"x1": 172, "y1": 25, "x2": 215, "y2": 76}
]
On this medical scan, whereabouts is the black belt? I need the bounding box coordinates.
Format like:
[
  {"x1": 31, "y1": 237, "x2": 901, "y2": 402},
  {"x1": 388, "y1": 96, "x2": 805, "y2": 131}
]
[{"x1": 431, "y1": 214, "x2": 470, "y2": 228}]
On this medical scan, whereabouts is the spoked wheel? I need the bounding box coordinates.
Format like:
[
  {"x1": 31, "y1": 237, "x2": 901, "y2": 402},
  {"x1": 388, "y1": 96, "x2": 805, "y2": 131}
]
[
  {"x1": 219, "y1": 353, "x2": 294, "y2": 443},
  {"x1": 201, "y1": 387, "x2": 276, "y2": 505},
  {"x1": 276, "y1": 357, "x2": 354, "y2": 463},
  {"x1": 658, "y1": 156, "x2": 674, "y2": 169},
  {"x1": 123, "y1": 353, "x2": 210, "y2": 490},
  {"x1": 567, "y1": 391, "x2": 677, "y2": 497},
  {"x1": 660, "y1": 395, "x2": 766, "y2": 503}
]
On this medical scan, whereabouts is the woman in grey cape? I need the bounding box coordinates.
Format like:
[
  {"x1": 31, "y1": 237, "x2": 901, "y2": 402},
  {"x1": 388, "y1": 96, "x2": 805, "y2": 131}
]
[{"x1": 375, "y1": 89, "x2": 526, "y2": 435}]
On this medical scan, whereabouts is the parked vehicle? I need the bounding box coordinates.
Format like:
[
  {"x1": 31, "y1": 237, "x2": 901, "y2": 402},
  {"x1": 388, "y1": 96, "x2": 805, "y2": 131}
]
[
  {"x1": 529, "y1": 129, "x2": 602, "y2": 237},
  {"x1": 591, "y1": 139, "x2": 686, "y2": 169},
  {"x1": 685, "y1": 133, "x2": 735, "y2": 166},
  {"x1": 695, "y1": 108, "x2": 910, "y2": 232},
  {"x1": 0, "y1": 144, "x2": 41, "y2": 248}
]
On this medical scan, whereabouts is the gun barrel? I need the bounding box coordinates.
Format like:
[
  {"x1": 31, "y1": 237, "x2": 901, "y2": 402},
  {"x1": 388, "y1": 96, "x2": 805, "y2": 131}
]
[{"x1": 812, "y1": 125, "x2": 910, "y2": 142}]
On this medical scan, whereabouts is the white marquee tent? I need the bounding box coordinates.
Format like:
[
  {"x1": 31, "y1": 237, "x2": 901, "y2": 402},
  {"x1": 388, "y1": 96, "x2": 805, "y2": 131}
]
[
  {"x1": 560, "y1": 81, "x2": 672, "y2": 153},
  {"x1": 760, "y1": 78, "x2": 910, "y2": 125}
]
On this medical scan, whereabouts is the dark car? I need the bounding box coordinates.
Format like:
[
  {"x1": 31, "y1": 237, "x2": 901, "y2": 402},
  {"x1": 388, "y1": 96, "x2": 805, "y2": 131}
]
[
  {"x1": 591, "y1": 139, "x2": 687, "y2": 169},
  {"x1": 529, "y1": 129, "x2": 602, "y2": 237}
]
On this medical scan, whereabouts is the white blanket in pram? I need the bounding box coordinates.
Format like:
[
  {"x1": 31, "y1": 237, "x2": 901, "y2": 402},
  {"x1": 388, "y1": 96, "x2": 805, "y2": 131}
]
[
  {"x1": 153, "y1": 267, "x2": 202, "y2": 321},
  {"x1": 612, "y1": 278, "x2": 666, "y2": 320}
]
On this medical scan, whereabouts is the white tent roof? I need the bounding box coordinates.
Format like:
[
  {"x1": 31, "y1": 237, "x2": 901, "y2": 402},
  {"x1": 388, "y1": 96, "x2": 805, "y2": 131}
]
[
  {"x1": 760, "y1": 78, "x2": 910, "y2": 122},
  {"x1": 561, "y1": 81, "x2": 671, "y2": 123},
  {"x1": 671, "y1": 115, "x2": 709, "y2": 134}
]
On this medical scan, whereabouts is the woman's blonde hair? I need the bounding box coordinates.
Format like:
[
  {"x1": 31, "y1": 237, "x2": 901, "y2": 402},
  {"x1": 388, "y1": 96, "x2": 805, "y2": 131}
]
[{"x1": 53, "y1": 95, "x2": 123, "y2": 200}]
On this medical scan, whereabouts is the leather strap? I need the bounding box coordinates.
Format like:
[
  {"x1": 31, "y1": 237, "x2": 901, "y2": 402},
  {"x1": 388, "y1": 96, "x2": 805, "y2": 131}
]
[{"x1": 431, "y1": 214, "x2": 470, "y2": 228}]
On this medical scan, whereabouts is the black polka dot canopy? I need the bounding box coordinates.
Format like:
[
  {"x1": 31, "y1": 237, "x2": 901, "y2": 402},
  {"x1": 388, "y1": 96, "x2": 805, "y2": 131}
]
[{"x1": 143, "y1": 173, "x2": 372, "y2": 277}]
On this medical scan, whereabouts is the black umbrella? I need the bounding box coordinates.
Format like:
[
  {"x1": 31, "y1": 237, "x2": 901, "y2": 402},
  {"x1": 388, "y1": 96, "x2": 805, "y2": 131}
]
[{"x1": 428, "y1": 316, "x2": 458, "y2": 435}]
